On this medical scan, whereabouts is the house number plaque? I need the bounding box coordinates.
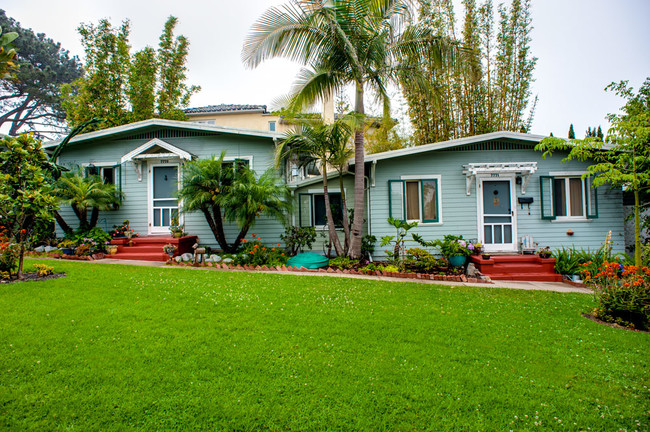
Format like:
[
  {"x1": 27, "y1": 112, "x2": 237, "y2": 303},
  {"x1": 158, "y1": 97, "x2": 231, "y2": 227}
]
[{"x1": 160, "y1": 159, "x2": 169, "y2": 163}]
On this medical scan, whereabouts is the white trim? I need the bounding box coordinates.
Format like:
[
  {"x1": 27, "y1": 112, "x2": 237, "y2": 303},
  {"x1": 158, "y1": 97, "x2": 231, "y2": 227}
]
[
  {"x1": 551, "y1": 174, "x2": 589, "y2": 221},
  {"x1": 463, "y1": 162, "x2": 537, "y2": 195},
  {"x1": 477, "y1": 176, "x2": 518, "y2": 252},
  {"x1": 223, "y1": 155, "x2": 254, "y2": 168},
  {"x1": 398, "y1": 174, "x2": 443, "y2": 225},
  {"x1": 81, "y1": 161, "x2": 117, "y2": 167},
  {"x1": 147, "y1": 161, "x2": 181, "y2": 235},
  {"x1": 355, "y1": 131, "x2": 546, "y2": 165},
  {"x1": 42, "y1": 118, "x2": 282, "y2": 148},
  {"x1": 121, "y1": 138, "x2": 192, "y2": 164},
  {"x1": 548, "y1": 171, "x2": 586, "y2": 176}
]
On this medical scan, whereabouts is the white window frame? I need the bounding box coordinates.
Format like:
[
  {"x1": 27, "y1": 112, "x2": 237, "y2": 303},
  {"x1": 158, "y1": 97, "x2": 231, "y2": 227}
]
[
  {"x1": 82, "y1": 162, "x2": 118, "y2": 185},
  {"x1": 399, "y1": 174, "x2": 443, "y2": 226},
  {"x1": 300, "y1": 187, "x2": 346, "y2": 230},
  {"x1": 549, "y1": 171, "x2": 589, "y2": 222}
]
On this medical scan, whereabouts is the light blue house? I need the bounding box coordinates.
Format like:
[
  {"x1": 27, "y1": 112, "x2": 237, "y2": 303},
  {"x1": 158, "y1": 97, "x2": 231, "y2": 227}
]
[
  {"x1": 355, "y1": 131, "x2": 624, "y2": 258},
  {"x1": 46, "y1": 123, "x2": 625, "y2": 258}
]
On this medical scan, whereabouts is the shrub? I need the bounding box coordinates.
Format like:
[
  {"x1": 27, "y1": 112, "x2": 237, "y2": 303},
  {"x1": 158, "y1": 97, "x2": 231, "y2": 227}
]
[
  {"x1": 402, "y1": 247, "x2": 444, "y2": 274},
  {"x1": 233, "y1": 235, "x2": 288, "y2": 267},
  {"x1": 413, "y1": 233, "x2": 474, "y2": 258},
  {"x1": 74, "y1": 227, "x2": 111, "y2": 253},
  {"x1": 281, "y1": 226, "x2": 316, "y2": 256},
  {"x1": 582, "y1": 261, "x2": 650, "y2": 330},
  {"x1": 361, "y1": 234, "x2": 377, "y2": 259},
  {"x1": 0, "y1": 228, "x2": 19, "y2": 275},
  {"x1": 328, "y1": 256, "x2": 358, "y2": 270},
  {"x1": 33, "y1": 264, "x2": 54, "y2": 277}
]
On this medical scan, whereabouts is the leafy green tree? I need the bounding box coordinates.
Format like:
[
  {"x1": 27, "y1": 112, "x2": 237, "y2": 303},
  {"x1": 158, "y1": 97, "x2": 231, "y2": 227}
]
[
  {"x1": 402, "y1": 0, "x2": 537, "y2": 144},
  {"x1": 568, "y1": 123, "x2": 575, "y2": 139},
  {"x1": 536, "y1": 78, "x2": 650, "y2": 266},
  {"x1": 62, "y1": 16, "x2": 199, "y2": 131},
  {"x1": 156, "y1": 17, "x2": 199, "y2": 120},
  {"x1": 597, "y1": 125, "x2": 604, "y2": 140},
  {"x1": 0, "y1": 11, "x2": 82, "y2": 138},
  {"x1": 178, "y1": 154, "x2": 290, "y2": 253},
  {"x1": 243, "y1": 0, "x2": 450, "y2": 258},
  {"x1": 53, "y1": 170, "x2": 122, "y2": 234},
  {"x1": 0, "y1": 135, "x2": 57, "y2": 278},
  {"x1": 0, "y1": 22, "x2": 17, "y2": 80},
  {"x1": 277, "y1": 119, "x2": 353, "y2": 256}
]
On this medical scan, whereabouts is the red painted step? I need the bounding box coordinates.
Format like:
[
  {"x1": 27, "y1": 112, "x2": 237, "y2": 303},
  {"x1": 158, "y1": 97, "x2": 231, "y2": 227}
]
[
  {"x1": 109, "y1": 235, "x2": 198, "y2": 262},
  {"x1": 470, "y1": 255, "x2": 563, "y2": 282}
]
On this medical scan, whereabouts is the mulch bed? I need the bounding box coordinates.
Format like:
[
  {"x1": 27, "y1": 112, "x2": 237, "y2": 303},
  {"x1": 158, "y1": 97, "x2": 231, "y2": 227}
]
[
  {"x1": 1, "y1": 273, "x2": 67, "y2": 284},
  {"x1": 581, "y1": 313, "x2": 649, "y2": 333}
]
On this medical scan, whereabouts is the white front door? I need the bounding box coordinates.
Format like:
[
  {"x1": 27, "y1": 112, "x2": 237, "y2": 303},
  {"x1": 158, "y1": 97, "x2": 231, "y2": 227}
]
[
  {"x1": 149, "y1": 164, "x2": 179, "y2": 235},
  {"x1": 479, "y1": 177, "x2": 518, "y2": 252}
]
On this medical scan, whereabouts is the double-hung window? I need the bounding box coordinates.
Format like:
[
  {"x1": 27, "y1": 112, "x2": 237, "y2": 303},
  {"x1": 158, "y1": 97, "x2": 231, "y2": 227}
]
[
  {"x1": 388, "y1": 176, "x2": 441, "y2": 223},
  {"x1": 298, "y1": 192, "x2": 344, "y2": 227},
  {"x1": 84, "y1": 163, "x2": 121, "y2": 189},
  {"x1": 540, "y1": 174, "x2": 598, "y2": 220}
]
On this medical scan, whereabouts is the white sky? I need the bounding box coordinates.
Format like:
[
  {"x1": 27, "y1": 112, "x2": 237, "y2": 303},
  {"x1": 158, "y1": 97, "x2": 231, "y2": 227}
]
[{"x1": 3, "y1": 0, "x2": 649, "y2": 139}]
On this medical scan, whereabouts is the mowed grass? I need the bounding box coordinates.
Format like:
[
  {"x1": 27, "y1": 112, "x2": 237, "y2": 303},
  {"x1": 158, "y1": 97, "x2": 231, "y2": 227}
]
[{"x1": 0, "y1": 260, "x2": 648, "y2": 431}]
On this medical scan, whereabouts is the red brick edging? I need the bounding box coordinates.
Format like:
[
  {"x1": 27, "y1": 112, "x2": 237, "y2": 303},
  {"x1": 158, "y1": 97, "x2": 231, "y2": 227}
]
[{"x1": 167, "y1": 260, "x2": 492, "y2": 284}]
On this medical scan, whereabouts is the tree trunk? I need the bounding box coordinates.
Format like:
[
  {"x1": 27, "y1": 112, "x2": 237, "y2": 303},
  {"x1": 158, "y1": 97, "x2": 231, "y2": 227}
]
[
  {"x1": 90, "y1": 207, "x2": 99, "y2": 228},
  {"x1": 348, "y1": 82, "x2": 366, "y2": 259},
  {"x1": 201, "y1": 205, "x2": 229, "y2": 252},
  {"x1": 323, "y1": 171, "x2": 344, "y2": 256},
  {"x1": 53, "y1": 210, "x2": 73, "y2": 236},
  {"x1": 634, "y1": 189, "x2": 641, "y2": 266},
  {"x1": 231, "y1": 223, "x2": 252, "y2": 253},
  {"x1": 338, "y1": 171, "x2": 350, "y2": 255}
]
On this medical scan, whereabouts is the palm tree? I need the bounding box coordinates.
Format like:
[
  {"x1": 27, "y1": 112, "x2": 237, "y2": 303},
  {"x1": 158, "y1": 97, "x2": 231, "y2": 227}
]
[
  {"x1": 277, "y1": 119, "x2": 352, "y2": 256},
  {"x1": 178, "y1": 153, "x2": 291, "y2": 253},
  {"x1": 177, "y1": 153, "x2": 232, "y2": 251},
  {"x1": 243, "y1": 0, "x2": 452, "y2": 257},
  {"x1": 222, "y1": 169, "x2": 291, "y2": 252},
  {"x1": 53, "y1": 170, "x2": 122, "y2": 234}
]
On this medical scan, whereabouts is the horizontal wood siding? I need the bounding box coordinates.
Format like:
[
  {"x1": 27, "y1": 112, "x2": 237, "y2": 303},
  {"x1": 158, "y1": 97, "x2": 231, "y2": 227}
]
[{"x1": 370, "y1": 148, "x2": 625, "y2": 259}]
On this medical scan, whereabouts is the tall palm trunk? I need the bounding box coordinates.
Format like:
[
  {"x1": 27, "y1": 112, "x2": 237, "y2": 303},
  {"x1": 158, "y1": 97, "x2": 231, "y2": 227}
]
[
  {"x1": 349, "y1": 82, "x2": 365, "y2": 258},
  {"x1": 338, "y1": 172, "x2": 350, "y2": 254},
  {"x1": 323, "y1": 172, "x2": 344, "y2": 256}
]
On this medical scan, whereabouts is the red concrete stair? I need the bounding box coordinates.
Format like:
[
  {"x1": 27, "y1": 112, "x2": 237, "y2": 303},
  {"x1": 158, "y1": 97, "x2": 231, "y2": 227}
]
[
  {"x1": 109, "y1": 235, "x2": 198, "y2": 262},
  {"x1": 470, "y1": 255, "x2": 563, "y2": 282}
]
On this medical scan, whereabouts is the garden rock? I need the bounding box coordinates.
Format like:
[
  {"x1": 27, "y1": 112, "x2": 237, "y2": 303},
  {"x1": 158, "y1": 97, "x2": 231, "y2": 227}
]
[
  {"x1": 34, "y1": 246, "x2": 46, "y2": 252},
  {"x1": 44, "y1": 246, "x2": 57, "y2": 253},
  {"x1": 222, "y1": 257, "x2": 233, "y2": 264},
  {"x1": 174, "y1": 256, "x2": 182, "y2": 263},
  {"x1": 211, "y1": 255, "x2": 222, "y2": 262},
  {"x1": 466, "y1": 263, "x2": 478, "y2": 278},
  {"x1": 181, "y1": 253, "x2": 193, "y2": 262}
]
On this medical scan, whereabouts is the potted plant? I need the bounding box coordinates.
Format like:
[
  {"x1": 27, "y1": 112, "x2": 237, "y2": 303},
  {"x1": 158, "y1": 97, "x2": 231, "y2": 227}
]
[
  {"x1": 473, "y1": 242, "x2": 482, "y2": 255},
  {"x1": 163, "y1": 243, "x2": 178, "y2": 257},
  {"x1": 436, "y1": 235, "x2": 473, "y2": 267},
  {"x1": 169, "y1": 217, "x2": 184, "y2": 238},
  {"x1": 57, "y1": 239, "x2": 76, "y2": 255},
  {"x1": 481, "y1": 253, "x2": 491, "y2": 260},
  {"x1": 538, "y1": 246, "x2": 552, "y2": 259},
  {"x1": 107, "y1": 245, "x2": 118, "y2": 255}
]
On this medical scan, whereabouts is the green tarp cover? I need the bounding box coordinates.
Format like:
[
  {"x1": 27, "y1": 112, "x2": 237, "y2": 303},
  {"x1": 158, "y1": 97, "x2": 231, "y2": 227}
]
[{"x1": 287, "y1": 252, "x2": 330, "y2": 269}]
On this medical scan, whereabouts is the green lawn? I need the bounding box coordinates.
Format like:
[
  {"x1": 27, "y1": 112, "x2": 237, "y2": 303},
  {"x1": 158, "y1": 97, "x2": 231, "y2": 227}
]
[{"x1": 1, "y1": 259, "x2": 648, "y2": 431}]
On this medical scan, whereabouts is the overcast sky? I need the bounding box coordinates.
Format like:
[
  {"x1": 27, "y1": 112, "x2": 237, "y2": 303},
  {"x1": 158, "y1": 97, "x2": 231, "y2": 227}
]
[{"x1": 4, "y1": 0, "x2": 649, "y2": 138}]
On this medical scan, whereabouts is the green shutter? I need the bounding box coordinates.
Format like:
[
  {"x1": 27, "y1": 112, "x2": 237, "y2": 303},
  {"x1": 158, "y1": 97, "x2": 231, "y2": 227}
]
[
  {"x1": 114, "y1": 163, "x2": 122, "y2": 202},
  {"x1": 388, "y1": 180, "x2": 405, "y2": 221},
  {"x1": 298, "y1": 193, "x2": 312, "y2": 227},
  {"x1": 420, "y1": 179, "x2": 439, "y2": 223},
  {"x1": 539, "y1": 176, "x2": 556, "y2": 220},
  {"x1": 585, "y1": 176, "x2": 599, "y2": 219}
]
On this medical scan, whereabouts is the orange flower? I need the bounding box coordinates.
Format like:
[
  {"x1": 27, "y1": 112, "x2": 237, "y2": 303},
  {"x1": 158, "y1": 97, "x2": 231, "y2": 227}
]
[
  {"x1": 242, "y1": 239, "x2": 247, "y2": 243},
  {"x1": 252, "y1": 233, "x2": 256, "y2": 237},
  {"x1": 278, "y1": 243, "x2": 281, "y2": 247},
  {"x1": 281, "y1": 253, "x2": 285, "y2": 256},
  {"x1": 271, "y1": 248, "x2": 275, "y2": 251}
]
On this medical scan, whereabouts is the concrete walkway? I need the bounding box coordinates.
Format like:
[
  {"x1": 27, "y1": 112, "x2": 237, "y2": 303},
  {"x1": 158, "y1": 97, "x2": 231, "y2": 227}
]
[{"x1": 85, "y1": 258, "x2": 591, "y2": 294}]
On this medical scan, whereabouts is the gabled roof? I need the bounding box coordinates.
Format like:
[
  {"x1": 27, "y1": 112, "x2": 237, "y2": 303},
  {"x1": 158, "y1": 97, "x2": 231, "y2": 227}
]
[
  {"x1": 42, "y1": 118, "x2": 281, "y2": 148},
  {"x1": 354, "y1": 131, "x2": 547, "y2": 165},
  {"x1": 121, "y1": 138, "x2": 194, "y2": 164},
  {"x1": 184, "y1": 104, "x2": 268, "y2": 115}
]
